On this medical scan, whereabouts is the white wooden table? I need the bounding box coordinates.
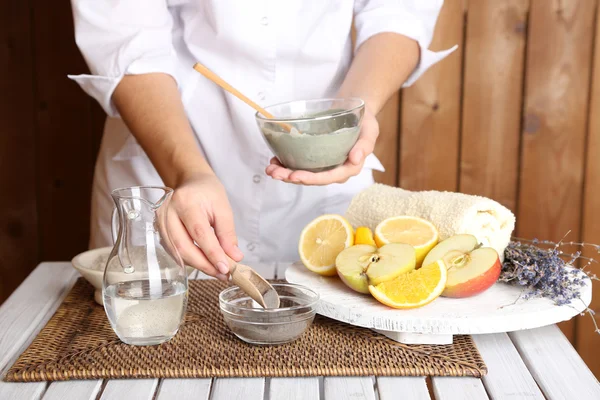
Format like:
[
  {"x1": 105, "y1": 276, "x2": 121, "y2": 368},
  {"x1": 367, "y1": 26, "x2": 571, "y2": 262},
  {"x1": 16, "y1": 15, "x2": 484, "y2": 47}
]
[{"x1": 1, "y1": 262, "x2": 599, "y2": 400}]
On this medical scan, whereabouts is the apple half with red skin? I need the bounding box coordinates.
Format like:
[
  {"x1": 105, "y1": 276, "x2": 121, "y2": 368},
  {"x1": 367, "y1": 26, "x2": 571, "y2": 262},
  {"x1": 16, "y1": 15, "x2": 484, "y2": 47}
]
[{"x1": 422, "y1": 234, "x2": 501, "y2": 298}]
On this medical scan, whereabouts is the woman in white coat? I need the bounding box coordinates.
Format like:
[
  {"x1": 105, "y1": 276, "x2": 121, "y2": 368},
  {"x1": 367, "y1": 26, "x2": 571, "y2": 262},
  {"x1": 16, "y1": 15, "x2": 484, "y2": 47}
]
[{"x1": 69, "y1": 0, "x2": 455, "y2": 280}]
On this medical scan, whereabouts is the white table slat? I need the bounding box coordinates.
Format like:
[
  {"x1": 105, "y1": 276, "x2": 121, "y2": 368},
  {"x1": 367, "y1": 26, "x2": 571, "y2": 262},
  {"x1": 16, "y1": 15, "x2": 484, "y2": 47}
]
[
  {"x1": 210, "y1": 378, "x2": 265, "y2": 400},
  {"x1": 432, "y1": 377, "x2": 488, "y2": 400},
  {"x1": 377, "y1": 377, "x2": 430, "y2": 400},
  {"x1": 100, "y1": 379, "x2": 158, "y2": 400},
  {"x1": 269, "y1": 377, "x2": 320, "y2": 400},
  {"x1": 188, "y1": 269, "x2": 199, "y2": 280},
  {"x1": 510, "y1": 325, "x2": 600, "y2": 400},
  {"x1": 0, "y1": 263, "x2": 79, "y2": 400},
  {"x1": 324, "y1": 377, "x2": 376, "y2": 400},
  {"x1": 0, "y1": 263, "x2": 77, "y2": 371},
  {"x1": 43, "y1": 380, "x2": 103, "y2": 400},
  {"x1": 195, "y1": 271, "x2": 213, "y2": 280},
  {"x1": 472, "y1": 333, "x2": 544, "y2": 399},
  {"x1": 0, "y1": 382, "x2": 47, "y2": 400},
  {"x1": 275, "y1": 262, "x2": 292, "y2": 279},
  {"x1": 156, "y1": 379, "x2": 212, "y2": 400}
]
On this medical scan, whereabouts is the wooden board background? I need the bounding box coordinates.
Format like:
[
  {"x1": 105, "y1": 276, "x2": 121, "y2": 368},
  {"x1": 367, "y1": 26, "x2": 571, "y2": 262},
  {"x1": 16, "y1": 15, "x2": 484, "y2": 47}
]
[{"x1": 1, "y1": 0, "x2": 599, "y2": 376}]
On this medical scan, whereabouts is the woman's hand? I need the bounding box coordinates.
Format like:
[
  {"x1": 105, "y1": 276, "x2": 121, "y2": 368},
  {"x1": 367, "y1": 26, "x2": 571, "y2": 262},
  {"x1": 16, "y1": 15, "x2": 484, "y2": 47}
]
[
  {"x1": 265, "y1": 109, "x2": 380, "y2": 185},
  {"x1": 165, "y1": 173, "x2": 243, "y2": 280},
  {"x1": 266, "y1": 32, "x2": 421, "y2": 186}
]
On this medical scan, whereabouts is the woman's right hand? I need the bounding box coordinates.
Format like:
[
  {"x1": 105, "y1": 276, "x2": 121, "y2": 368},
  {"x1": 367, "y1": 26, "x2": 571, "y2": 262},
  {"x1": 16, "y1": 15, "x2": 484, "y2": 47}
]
[{"x1": 165, "y1": 172, "x2": 244, "y2": 280}]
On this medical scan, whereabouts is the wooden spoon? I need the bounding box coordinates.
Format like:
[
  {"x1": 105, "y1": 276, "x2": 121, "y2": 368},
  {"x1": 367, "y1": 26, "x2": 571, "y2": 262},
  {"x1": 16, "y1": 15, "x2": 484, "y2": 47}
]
[
  {"x1": 229, "y1": 263, "x2": 280, "y2": 309},
  {"x1": 193, "y1": 62, "x2": 293, "y2": 132}
]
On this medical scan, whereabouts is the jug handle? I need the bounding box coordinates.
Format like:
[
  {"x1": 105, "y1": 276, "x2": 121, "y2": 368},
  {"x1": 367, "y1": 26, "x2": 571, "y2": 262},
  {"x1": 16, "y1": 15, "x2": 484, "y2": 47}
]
[
  {"x1": 111, "y1": 207, "x2": 135, "y2": 273},
  {"x1": 111, "y1": 208, "x2": 119, "y2": 244}
]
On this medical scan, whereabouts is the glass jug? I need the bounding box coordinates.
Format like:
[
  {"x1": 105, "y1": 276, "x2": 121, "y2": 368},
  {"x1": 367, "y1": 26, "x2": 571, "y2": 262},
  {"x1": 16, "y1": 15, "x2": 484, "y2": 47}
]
[{"x1": 103, "y1": 186, "x2": 188, "y2": 346}]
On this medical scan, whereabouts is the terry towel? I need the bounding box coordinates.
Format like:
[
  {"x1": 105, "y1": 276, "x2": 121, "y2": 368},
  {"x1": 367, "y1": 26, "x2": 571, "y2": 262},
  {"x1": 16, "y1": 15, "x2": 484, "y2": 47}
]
[{"x1": 345, "y1": 184, "x2": 516, "y2": 260}]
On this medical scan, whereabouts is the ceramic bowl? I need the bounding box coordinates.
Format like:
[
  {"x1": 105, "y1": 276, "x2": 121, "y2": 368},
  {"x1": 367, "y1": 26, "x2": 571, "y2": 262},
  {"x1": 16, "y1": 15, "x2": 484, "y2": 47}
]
[
  {"x1": 71, "y1": 247, "x2": 195, "y2": 305},
  {"x1": 219, "y1": 283, "x2": 319, "y2": 345},
  {"x1": 255, "y1": 98, "x2": 364, "y2": 172}
]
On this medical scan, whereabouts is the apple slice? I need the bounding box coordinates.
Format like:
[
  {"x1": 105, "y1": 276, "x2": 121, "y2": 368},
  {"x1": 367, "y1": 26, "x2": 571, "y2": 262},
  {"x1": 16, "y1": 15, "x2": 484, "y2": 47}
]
[
  {"x1": 422, "y1": 234, "x2": 479, "y2": 267},
  {"x1": 422, "y1": 234, "x2": 501, "y2": 298},
  {"x1": 335, "y1": 243, "x2": 416, "y2": 294}
]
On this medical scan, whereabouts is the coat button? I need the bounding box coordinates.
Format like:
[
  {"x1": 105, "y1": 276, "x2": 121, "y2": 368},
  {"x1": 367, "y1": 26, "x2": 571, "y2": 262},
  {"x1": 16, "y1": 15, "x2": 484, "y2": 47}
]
[
  {"x1": 253, "y1": 175, "x2": 261, "y2": 183},
  {"x1": 247, "y1": 242, "x2": 257, "y2": 252},
  {"x1": 258, "y1": 91, "x2": 266, "y2": 100},
  {"x1": 260, "y1": 17, "x2": 269, "y2": 26}
]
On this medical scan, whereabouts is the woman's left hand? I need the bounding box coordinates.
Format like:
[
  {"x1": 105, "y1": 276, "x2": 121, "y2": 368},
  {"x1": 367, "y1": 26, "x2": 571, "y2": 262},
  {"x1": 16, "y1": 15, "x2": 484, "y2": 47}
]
[{"x1": 265, "y1": 109, "x2": 379, "y2": 185}]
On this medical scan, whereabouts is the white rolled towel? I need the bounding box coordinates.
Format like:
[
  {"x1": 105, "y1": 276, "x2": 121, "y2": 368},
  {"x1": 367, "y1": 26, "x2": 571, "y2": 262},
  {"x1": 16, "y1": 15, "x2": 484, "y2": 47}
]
[{"x1": 345, "y1": 184, "x2": 516, "y2": 260}]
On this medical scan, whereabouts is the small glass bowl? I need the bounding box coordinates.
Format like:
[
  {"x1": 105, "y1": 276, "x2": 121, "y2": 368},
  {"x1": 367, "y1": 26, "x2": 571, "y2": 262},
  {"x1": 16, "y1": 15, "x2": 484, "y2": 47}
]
[
  {"x1": 219, "y1": 283, "x2": 319, "y2": 345},
  {"x1": 255, "y1": 98, "x2": 365, "y2": 172}
]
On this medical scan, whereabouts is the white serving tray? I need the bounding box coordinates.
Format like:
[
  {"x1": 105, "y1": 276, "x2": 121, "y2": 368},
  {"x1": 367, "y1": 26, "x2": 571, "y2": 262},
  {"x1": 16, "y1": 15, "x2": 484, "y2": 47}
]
[{"x1": 285, "y1": 262, "x2": 592, "y2": 344}]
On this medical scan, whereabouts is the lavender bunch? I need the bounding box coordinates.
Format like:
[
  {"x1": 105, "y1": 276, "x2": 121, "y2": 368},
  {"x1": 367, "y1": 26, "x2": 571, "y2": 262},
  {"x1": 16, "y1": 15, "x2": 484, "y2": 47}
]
[{"x1": 501, "y1": 233, "x2": 599, "y2": 334}]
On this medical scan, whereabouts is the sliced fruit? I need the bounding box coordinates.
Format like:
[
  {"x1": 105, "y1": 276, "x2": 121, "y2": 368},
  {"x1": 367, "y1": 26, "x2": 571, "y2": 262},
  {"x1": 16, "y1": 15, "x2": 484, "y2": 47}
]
[
  {"x1": 368, "y1": 259, "x2": 447, "y2": 309},
  {"x1": 298, "y1": 214, "x2": 354, "y2": 276},
  {"x1": 354, "y1": 226, "x2": 376, "y2": 246},
  {"x1": 374, "y1": 216, "x2": 439, "y2": 267},
  {"x1": 422, "y1": 234, "x2": 478, "y2": 267},
  {"x1": 335, "y1": 243, "x2": 416, "y2": 294},
  {"x1": 422, "y1": 234, "x2": 501, "y2": 298}
]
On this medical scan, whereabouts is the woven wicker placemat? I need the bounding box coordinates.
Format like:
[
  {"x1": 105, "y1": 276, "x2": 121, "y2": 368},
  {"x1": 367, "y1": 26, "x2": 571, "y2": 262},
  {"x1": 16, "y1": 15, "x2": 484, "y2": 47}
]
[{"x1": 4, "y1": 278, "x2": 486, "y2": 382}]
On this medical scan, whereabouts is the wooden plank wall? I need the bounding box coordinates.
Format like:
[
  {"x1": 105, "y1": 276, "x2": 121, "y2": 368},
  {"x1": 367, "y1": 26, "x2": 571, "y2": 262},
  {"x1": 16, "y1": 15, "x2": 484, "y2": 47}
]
[
  {"x1": 460, "y1": 0, "x2": 527, "y2": 211},
  {"x1": 0, "y1": 0, "x2": 39, "y2": 308},
  {"x1": 519, "y1": 0, "x2": 596, "y2": 343},
  {"x1": 1, "y1": 0, "x2": 599, "y2": 377},
  {"x1": 581, "y1": 0, "x2": 600, "y2": 378},
  {"x1": 0, "y1": 0, "x2": 104, "y2": 303},
  {"x1": 399, "y1": 0, "x2": 465, "y2": 192}
]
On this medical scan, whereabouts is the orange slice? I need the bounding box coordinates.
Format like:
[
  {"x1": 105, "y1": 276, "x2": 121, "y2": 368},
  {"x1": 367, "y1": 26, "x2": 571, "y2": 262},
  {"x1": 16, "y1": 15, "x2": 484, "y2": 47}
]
[
  {"x1": 374, "y1": 216, "x2": 439, "y2": 267},
  {"x1": 298, "y1": 214, "x2": 354, "y2": 276},
  {"x1": 354, "y1": 226, "x2": 376, "y2": 246},
  {"x1": 368, "y1": 259, "x2": 447, "y2": 309}
]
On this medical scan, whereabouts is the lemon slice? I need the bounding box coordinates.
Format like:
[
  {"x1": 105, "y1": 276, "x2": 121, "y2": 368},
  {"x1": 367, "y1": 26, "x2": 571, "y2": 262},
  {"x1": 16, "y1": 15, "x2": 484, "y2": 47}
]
[
  {"x1": 354, "y1": 226, "x2": 376, "y2": 246},
  {"x1": 368, "y1": 259, "x2": 447, "y2": 309},
  {"x1": 299, "y1": 214, "x2": 354, "y2": 276},
  {"x1": 374, "y1": 216, "x2": 439, "y2": 267}
]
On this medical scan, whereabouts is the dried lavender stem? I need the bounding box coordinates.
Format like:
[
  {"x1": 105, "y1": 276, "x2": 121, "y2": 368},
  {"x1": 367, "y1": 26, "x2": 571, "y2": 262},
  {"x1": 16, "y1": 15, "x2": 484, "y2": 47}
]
[{"x1": 502, "y1": 236, "x2": 598, "y2": 336}]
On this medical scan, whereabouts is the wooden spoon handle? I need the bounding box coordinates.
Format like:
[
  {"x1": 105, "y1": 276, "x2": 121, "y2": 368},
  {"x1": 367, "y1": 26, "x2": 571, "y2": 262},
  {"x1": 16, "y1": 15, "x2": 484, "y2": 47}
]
[{"x1": 193, "y1": 62, "x2": 292, "y2": 132}]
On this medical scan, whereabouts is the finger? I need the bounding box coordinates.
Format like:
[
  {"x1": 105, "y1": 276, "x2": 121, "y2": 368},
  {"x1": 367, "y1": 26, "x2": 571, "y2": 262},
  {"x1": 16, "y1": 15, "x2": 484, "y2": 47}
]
[
  {"x1": 266, "y1": 158, "x2": 283, "y2": 176},
  {"x1": 288, "y1": 162, "x2": 362, "y2": 185},
  {"x1": 265, "y1": 158, "x2": 283, "y2": 175},
  {"x1": 180, "y1": 209, "x2": 231, "y2": 275},
  {"x1": 265, "y1": 164, "x2": 278, "y2": 175},
  {"x1": 213, "y1": 205, "x2": 244, "y2": 262},
  {"x1": 267, "y1": 165, "x2": 293, "y2": 181},
  {"x1": 266, "y1": 158, "x2": 298, "y2": 180},
  {"x1": 349, "y1": 126, "x2": 378, "y2": 165},
  {"x1": 167, "y1": 212, "x2": 224, "y2": 279},
  {"x1": 349, "y1": 137, "x2": 375, "y2": 165}
]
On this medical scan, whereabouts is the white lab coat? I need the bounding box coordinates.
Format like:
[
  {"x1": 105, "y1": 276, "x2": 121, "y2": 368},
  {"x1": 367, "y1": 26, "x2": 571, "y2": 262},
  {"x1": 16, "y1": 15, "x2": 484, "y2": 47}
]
[{"x1": 69, "y1": 0, "x2": 455, "y2": 263}]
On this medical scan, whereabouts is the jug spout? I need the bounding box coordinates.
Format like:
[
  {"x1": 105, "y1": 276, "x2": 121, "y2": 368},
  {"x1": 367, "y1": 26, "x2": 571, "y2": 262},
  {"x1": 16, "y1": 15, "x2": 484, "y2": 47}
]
[{"x1": 111, "y1": 186, "x2": 173, "y2": 210}]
